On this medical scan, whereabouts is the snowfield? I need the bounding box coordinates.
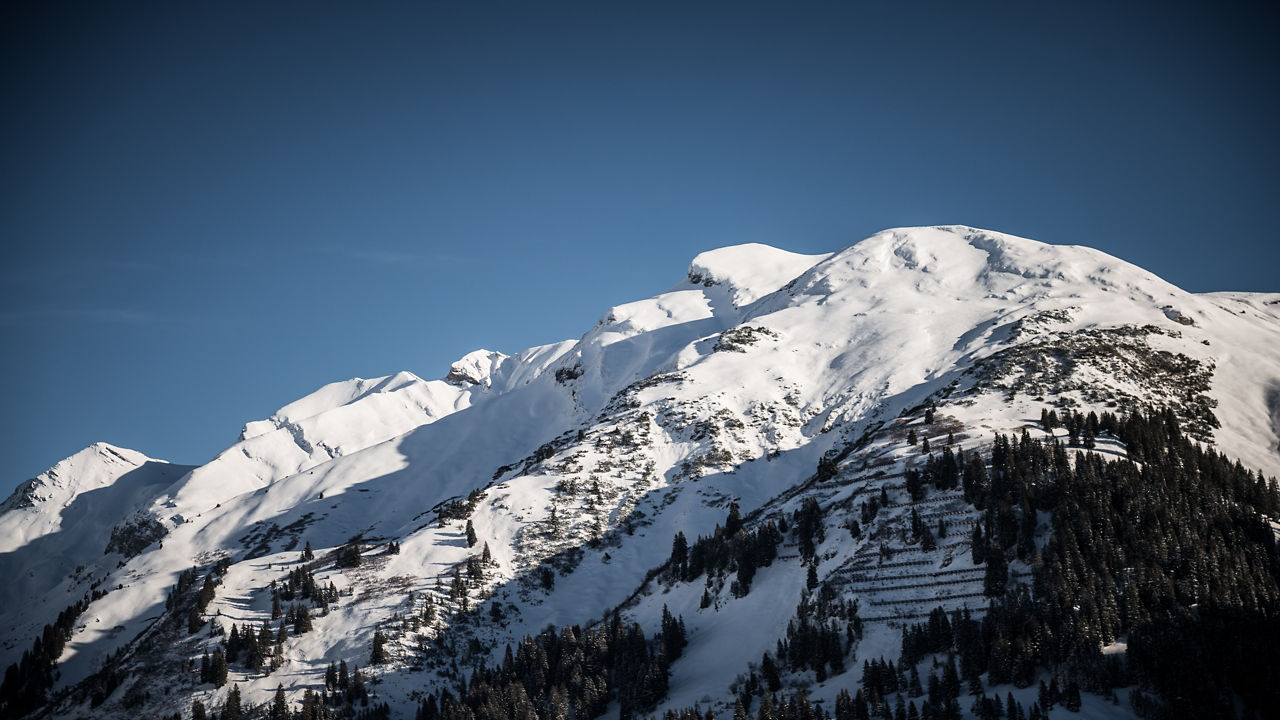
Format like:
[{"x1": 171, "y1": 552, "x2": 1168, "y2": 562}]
[{"x1": 3, "y1": 225, "x2": 1278, "y2": 719}]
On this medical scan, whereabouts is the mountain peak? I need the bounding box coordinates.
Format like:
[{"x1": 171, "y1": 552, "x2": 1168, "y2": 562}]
[
  {"x1": 0, "y1": 442, "x2": 168, "y2": 552},
  {"x1": 684, "y1": 242, "x2": 830, "y2": 306},
  {"x1": 5, "y1": 442, "x2": 152, "y2": 503},
  {"x1": 445, "y1": 349, "x2": 511, "y2": 388},
  {"x1": 5, "y1": 227, "x2": 1279, "y2": 720},
  {"x1": 773, "y1": 225, "x2": 1180, "y2": 310}
]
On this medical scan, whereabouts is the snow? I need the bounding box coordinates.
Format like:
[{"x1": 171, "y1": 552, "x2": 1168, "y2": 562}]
[
  {"x1": 4, "y1": 225, "x2": 1278, "y2": 719},
  {"x1": 0, "y1": 444, "x2": 193, "y2": 669},
  {"x1": 685, "y1": 243, "x2": 831, "y2": 307}
]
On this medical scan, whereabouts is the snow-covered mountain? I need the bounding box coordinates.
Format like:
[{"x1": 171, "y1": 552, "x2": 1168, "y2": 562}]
[{"x1": 3, "y1": 226, "x2": 1278, "y2": 720}]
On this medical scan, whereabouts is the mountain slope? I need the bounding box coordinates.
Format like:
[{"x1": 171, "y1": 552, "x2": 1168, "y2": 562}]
[
  {"x1": 0, "y1": 444, "x2": 194, "y2": 666},
  {"x1": 3, "y1": 226, "x2": 1277, "y2": 720}
]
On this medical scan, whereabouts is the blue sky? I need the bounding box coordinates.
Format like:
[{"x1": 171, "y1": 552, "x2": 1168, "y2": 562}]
[{"x1": 2, "y1": 1, "x2": 1277, "y2": 489}]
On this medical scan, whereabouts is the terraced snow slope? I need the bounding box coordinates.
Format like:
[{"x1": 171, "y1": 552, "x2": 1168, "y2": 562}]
[{"x1": 3, "y1": 226, "x2": 1277, "y2": 720}]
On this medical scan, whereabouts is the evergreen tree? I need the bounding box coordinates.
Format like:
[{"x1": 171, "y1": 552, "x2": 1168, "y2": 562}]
[
  {"x1": 293, "y1": 604, "x2": 312, "y2": 635},
  {"x1": 983, "y1": 544, "x2": 1007, "y2": 597},
  {"x1": 269, "y1": 684, "x2": 288, "y2": 720},
  {"x1": 224, "y1": 684, "x2": 242, "y2": 720},
  {"x1": 370, "y1": 629, "x2": 388, "y2": 664},
  {"x1": 191, "y1": 698, "x2": 207, "y2": 720},
  {"x1": 761, "y1": 652, "x2": 782, "y2": 692},
  {"x1": 244, "y1": 626, "x2": 263, "y2": 670},
  {"x1": 1063, "y1": 682, "x2": 1081, "y2": 712},
  {"x1": 227, "y1": 623, "x2": 241, "y2": 663},
  {"x1": 211, "y1": 648, "x2": 228, "y2": 687},
  {"x1": 351, "y1": 665, "x2": 367, "y2": 704},
  {"x1": 465, "y1": 519, "x2": 478, "y2": 547},
  {"x1": 908, "y1": 429, "x2": 918, "y2": 446},
  {"x1": 661, "y1": 605, "x2": 687, "y2": 661},
  {"x1": 336, "y1": 539, "x2": 362, "y2": 568},
  {"x1": 725, "y1": 502, "x2": 743, "y2": 536},
  {"x1": 187, "y1": 607, "x2": 204, "y2": 634},
  {"x1": 671, "y1": 531, "x2": 689, "y2": 573},
  {"x1": 971, "y1": 526, "x2": 985, "y2": 565}
]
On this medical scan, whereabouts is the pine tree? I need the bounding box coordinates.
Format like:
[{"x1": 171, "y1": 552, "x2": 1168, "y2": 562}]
[
  {"x1": 224, "y1": 684, "x2": 242, "y2": 720},
  {"x1": 227, "y1": 623, "x2": 241, "y2": 663},
  {"x1": 1063, "y1": 681, "x2": 1081, "y2": 712},
  {"x1": 371, "y1": 629, "x2": 388, "y2": 664},
  {"x1": 908, "y1": 429, "x2": 918, "y2": 446},
  {"x1": 465, "y1": 519, "x2": 478, "y2": 547},
  {"x1": 244, "y1": 626, "x2": 263, "y2": 670},
  {"x1": 983, "y1": 545, "x2": 1007, "y2": 597},
  {"x1": 1037, "y1": 681, "x2": 1052, "y2": 711},
  {"x1": 725, "y1": 502, "x2": 743, "y2": 536},
  {"x1": 269, "y1": 684, "x2": 288, "y2": 720},
  {"x1": 351, "y1": 665, "x2": 367, "y2": 704},
  {"x1": 293, "y1": 604, "x2": 312, "y2": 635},
  {"x1": 336, "y1": 539, "x2": 362, "y2": 568},
  {"x1": 661, "y1": 605, "x2": 687, "y2": 661},
  {"x1": 761, "y1": 651, "x2": 782, "y2": 692},
  {"x1": 301, "y1": 540, "x2": 314, "y2": 562},
  {"x1": 671, "y1": 531, "x2": 689, "y2": 573},
  {"x1": 971, "y1": 526, "x2": 985, "y2": 565},
  {"x1": 211, "y1": 648, "x2": 228, "y2": 687},
  {"x1": 192, "y1": 698, "x2": 207, "y2": 720},
  {"x1": 909, "y1": 665, "x2": 923, "y2": 698}
]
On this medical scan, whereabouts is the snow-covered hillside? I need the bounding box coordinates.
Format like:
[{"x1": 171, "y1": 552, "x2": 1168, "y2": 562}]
[
  {"x1": 3, "y1": 226, "x2": 1277, "y2": 720},
  {"x1": 0, "y1": 444, "x2": 194, "y2": 665}
]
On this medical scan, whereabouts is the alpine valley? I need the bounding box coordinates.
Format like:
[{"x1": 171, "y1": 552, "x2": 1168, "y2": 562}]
[{"x1": 3, "y1": 226, "x2": 1278, "y2": 720}]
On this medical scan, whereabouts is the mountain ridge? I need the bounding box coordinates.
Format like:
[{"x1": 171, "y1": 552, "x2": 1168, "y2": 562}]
[{"x1": 3, "y1": 225, "x2": 1278, "y2": 720}]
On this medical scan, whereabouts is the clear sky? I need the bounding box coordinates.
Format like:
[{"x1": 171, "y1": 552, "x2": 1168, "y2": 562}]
[{"x1": 2, "y1": 1, "x2": 1277, "y2": 490}]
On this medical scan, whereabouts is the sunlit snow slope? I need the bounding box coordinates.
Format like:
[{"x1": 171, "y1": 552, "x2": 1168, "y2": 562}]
[{"x1": 3, "y1": 226, "x2": 1277, "y2": 720}]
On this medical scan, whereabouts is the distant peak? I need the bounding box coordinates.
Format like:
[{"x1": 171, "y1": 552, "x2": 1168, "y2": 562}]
[
  {"x1": 445, "y1": 349, "x2": 511, "y2": 388},
  {"x1": 685, "y1": 243, "x2": 830, "y2": 306},
  {"x1": 3, "y1": 442, "x2": 156, "y2": 511},
  {"x1": 65, "y1": 442, "x2": 151, "y2": 470},
  {"x1": 802, "y1": 225, "x2": 1178, "y2": 296}
]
